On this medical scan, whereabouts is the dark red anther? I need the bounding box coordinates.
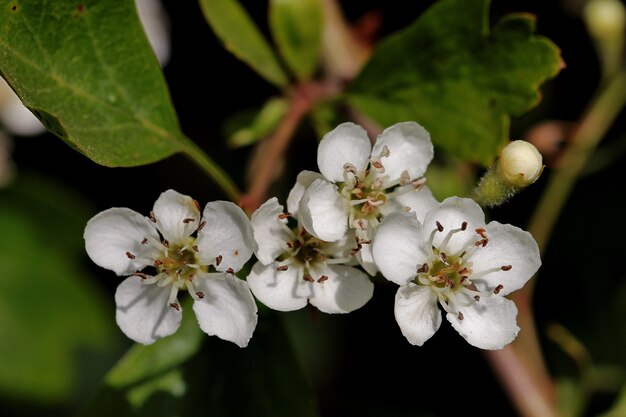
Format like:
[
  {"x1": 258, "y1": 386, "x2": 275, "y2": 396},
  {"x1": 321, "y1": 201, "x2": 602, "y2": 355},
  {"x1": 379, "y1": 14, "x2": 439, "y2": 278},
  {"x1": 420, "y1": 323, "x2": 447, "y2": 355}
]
[
  {"x1": 494, "y1": 284, "x2": 504, "y2": 294},
  {"x1": 276, "y1": 265, "x2": 289, "y2": 271},
  {"x1": 195, "y1": 292, "x2": 205, "y2": 299},
  {"x1": 170, "y1": 303, "x2": 180, "y2": 311},
  {"x1": 416, "y1": 263, "x2": 429, "y2": 273},
  {"x1": 303, "y1": 274, "x2": 314, "y2": 283},
  {"x1": 125, "y1": 251, "x2": 136, "y2": 259},
  {"x1": 317, "y1": 275, "x2": 329, "y2": 283},
  {"x1": 215, "y1": 255, "x2": 223, "y2": 266},
  {"x1": 278, "y1": 212, "x2": 292, "y2": 220},
  {"x1": 501, "y1": 265, "x2": 512, "y2": 271},
  {"x1": 436, "y1": 221, "x2": 444, "y2": 232},
  {"x1": 198, "y1": 220, "x2": 206, "y2": 231},
  {"x1": 141, "y1": 238, "x2": 148, "y2": 244},
  {"x1": 461, "y1": 222, "x2": 468, "y2": 231},
  {"x1": 183, "y1": 218, "x2": 195, "y2": 224}
]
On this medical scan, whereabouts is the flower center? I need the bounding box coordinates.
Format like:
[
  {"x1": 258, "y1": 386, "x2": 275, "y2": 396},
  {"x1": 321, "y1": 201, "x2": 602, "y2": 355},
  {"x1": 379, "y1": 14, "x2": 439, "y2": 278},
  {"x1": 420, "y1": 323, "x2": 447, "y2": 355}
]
[
  {"x1": 413, "y1": 221, "x2": 512, "y2": 320},
  {"x1": 155, "y1": 238, "x2": 201, "y2": 281}
]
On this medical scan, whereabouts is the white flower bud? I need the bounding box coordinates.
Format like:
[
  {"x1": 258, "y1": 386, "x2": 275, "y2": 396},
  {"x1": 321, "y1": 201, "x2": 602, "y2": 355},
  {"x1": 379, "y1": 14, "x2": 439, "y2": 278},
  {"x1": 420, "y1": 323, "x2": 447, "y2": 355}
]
[
  {"x1": 499, "y1": 140, "x2": 543, "y2": 187},
  {"x1": 584, "y1": 0, "x2": 626, "y2": 41}
]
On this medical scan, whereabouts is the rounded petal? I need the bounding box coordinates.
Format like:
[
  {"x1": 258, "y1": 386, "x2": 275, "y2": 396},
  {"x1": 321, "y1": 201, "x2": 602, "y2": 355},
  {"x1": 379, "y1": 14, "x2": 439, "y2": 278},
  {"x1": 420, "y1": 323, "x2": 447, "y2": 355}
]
[
  {"x1": 153, "y1": 189, "x2": 200, "y2": 243},
  {"x1": 372, "y1": 210, "x2": 427, "y2": 286},
  {"x1": 299, "y1": 179, "x2": 349, "y2": 242},
  {"x1": 286, "y1": 170, "x2": 325, "y2": 215},
  {"x1": 251, "y1": 198, "x2": 292, "y2": 265},
  {"x1": 317, "y1": 122, "x2": 371, "y2": 182},
  {"x1": 372, "y1": 122, "x2": 433, "y2": 187},
  {"x1": 422, "y1": 197, "x2": 486, "y2": 256},
  {"x1": 136, "y1": 0, "x2": 171, "y2": 66},
  {"x1": 447, "y1": 295, "x2": 520, "y2": 350},
  {"x1": 195, "y1": 201, "x2": 254, "y2": 272},
  {"x1": 84, "y1": 208, "x2": 161, "y2": 276},
  {"x1": 247, "y1": 261, "x2": 310, "y2": 311},
  {"x1": 469, "y1": 222, "x2": 541, "y2": 296},
  {"x1": 394, "y1": 283, "x2": 441, "y2": 346},
  {"x1": 308, "y1": 264, "x2": 374, "y2": 314},
  {"x1": 115, "y1": 276, "x2": 182, "y2": 345},
  {"x1": 192, "y1": 272, "x2": 258, "y2": 348},
  {"x1": 381, "y1": 185, "x2": 439, "y2": 222}
]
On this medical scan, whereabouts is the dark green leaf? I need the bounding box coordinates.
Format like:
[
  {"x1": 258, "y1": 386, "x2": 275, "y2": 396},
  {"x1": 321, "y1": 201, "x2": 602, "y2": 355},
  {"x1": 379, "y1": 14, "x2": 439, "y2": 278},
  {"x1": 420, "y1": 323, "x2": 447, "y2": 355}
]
[
  {"x1": 0, "y1": 0, "x2": 186, "y2": 166},
  {"x1": 269, "y1": 0, "x2": 323, "y2": 81},
  {"x1": 81, "y1": 312, "x2": 320, "y2": 417},
  {"x1": 348, "y1": 0, "x2": 562, "y2": 165},
  {"x1": 0, "y1": 175, "x2": 120, "y2": 403},
  {"x1": 200, "y1": 0, "x2": 289, "y2": 88}
]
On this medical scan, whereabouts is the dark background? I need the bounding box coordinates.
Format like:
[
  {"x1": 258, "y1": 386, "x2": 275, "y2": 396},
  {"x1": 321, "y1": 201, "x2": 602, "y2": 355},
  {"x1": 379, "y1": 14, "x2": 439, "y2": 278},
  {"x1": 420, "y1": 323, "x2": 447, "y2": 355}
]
[{"x1": 6, "y1": 0, "x2": 625, "y2": 416}]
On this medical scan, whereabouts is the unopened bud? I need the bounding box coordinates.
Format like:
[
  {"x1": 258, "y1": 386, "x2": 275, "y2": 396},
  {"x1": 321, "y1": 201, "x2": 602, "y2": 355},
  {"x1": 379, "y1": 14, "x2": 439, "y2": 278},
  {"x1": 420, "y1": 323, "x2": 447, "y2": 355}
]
[
  {"x1": 584, "y1": 0, "x2": 626, "y2": 42},
  {"x1": 472, "y1": 141, "x2": 544, "y2": 207},
  {"x1": 498, "y1": 140, "x2": 543, "y2": 187}
]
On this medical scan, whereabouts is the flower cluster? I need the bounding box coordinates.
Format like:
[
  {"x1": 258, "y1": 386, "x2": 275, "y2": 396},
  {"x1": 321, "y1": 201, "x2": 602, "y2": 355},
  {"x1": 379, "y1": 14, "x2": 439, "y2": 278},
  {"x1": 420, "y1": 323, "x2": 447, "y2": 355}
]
[{"x1": 85, "y1": 121, "x2": 541, "y2": 350}]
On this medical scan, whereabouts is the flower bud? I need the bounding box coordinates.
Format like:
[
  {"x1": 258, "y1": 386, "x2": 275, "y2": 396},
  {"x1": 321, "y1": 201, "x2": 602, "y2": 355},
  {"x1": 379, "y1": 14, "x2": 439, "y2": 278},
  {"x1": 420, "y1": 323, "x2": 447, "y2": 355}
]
[
  {"x1": 584, "y1": 0, "x2": 626, "y2": 42},
  {"x1": 472, "y1": 140, "x2": 544, "y2": 208},
  {"x1": 498, "y1": 140, "x2": 543, "y2": 187}
]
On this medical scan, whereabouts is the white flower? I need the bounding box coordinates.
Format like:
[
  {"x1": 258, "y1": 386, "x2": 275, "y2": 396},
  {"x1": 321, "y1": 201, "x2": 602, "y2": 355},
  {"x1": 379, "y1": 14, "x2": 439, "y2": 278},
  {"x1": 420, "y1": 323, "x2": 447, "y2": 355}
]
[
  {"x1": 247, "y1": 195, "x2": 373, "y2": 313},
  {"x1": 84, "y1": 189, "x2": 257, "y2": 347},
  {"x1": 298, "y1": 122, "x2": 437, "y2": 274},
  {"x1": 371, "y1": 197, "x2": 541, "y2": 350},
  {"x1": 135, "y1": 0, "x2": 171, "y2": 66}
]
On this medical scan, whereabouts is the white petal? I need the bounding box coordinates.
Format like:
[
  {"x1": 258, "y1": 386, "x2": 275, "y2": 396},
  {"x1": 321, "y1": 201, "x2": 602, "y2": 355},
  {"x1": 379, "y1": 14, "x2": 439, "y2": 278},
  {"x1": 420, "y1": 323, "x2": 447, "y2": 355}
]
[
  {"x1": 299, "y1": 179, "x2": 349, "y2": 242},
  {"x1": 371, "y1": 210, "x2": 427, "y2": 286},
  {"x1": 192, "y1": 272, "x2": 258, "y2": 348},
  {"x1": 355, "y1": 227, "x2": 378, "y2": 276},
  {"x1": 317, "y1": 122, "x2": 372, "y2": 182},
  {"x1": 447, "y1": 295, "x2": 520, "y2": 350},
  {"x1": 286, "y1": 170, "x2": 325, "y2": 216},
  {"x1": 0, "y1": 79, "x2": 46, "y2": 136},
  {"x1": 469, "y1": 222, "x2": 541, "y2": 296},
  {"x1": 135, "y1": 0, "x2": 171, "y2": 66},
  {"x1": 394, "y1": 283, "x2": 441, "y2": 346},
  {"x1": 153, "y1": 189, "x2": 200, "y2": 243},
  {"x1": 422, "y1": 197, "x2": 486, "y2": 256},
  {"x1": 308, "y1": 264, "x2": 374, "y2": 314},
  {"x1": 247, "y1": 261, "x2": 310, "y2": 311},
  {"x1": 195, "y1": 201, "x2": 254, "y2": 272},
  {"x1": 251, "y1": 197, "x2": 292, "y2": 265},
  {"x1": 84, "y1": 208, "x2": 161, "y2": 276},
  {"x1": 115, "y1": 276, "x2": 182, "y2": 345},
  {"x1": 381, "y1": 185, "x2": 439, "y2": 222},
  {"x1": 372, "y1": 122, "x2": 433, "y2": 187}
]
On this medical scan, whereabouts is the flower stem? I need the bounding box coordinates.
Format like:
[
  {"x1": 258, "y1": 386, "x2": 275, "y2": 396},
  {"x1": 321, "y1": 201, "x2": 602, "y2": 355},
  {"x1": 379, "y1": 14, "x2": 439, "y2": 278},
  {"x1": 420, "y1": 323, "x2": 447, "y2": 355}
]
[
  {"x1": 240, "y1": 82, "x2": 329, "y2": 213},
  {"x1": 180, "y1": 137, "x2": 242, "y2": 202},
  {"x1": 487, "y1": 67, "x2": 626, "y2": 417}
]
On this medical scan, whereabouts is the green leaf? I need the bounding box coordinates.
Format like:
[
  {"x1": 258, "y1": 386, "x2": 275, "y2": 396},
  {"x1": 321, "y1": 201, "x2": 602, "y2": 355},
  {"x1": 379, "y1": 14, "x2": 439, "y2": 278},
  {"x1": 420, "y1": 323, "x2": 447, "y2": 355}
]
[
  {"x1": 269, "y1": 0, "x2": 323, "y2": 81},
  {"x1": 0, "y1": 174, "x2": 120, "y2": 403},
  {"x1": 200, "y1": 0, "x2": 289, "y2": 88},
  {"x1": 347, "y1": 0, "x2": 562, "y2": 165},
  {"x1": 226, "y1": 97, "x2": 289, "y2": 148},
  {"x1": 0, "y1": 0, "x2": 186, "y2": 167},
  {"x1": 80, "y1": 312, "x2": 320, "y2": 417}
]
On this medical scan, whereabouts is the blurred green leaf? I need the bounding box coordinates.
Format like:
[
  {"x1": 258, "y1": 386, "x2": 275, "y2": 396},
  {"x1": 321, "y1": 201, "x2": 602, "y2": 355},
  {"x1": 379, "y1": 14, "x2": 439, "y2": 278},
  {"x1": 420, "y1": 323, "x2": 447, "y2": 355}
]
[
  {"x1": 0, "y1": 0, "x2": 188, "y2": 167},
  {"x1": 348, "y1": 0, "x2": 562, "y2": 165},
  {"x1": 226, "y1": 97, "x2": 289, "y2": 148},
  {"x1": 81, "y1": 312, "x2": 320, "y2": 417},
  {"x1": 0, "y1": 175, "x2": 119, "y2": 403},
  {"x1": 556, "y1": 377, "x2": 586, "y2": 417},
  {"x1": 269, "y1": 0, "x2": 323, "y2": 81},
  {"x1": 200, "y1": 0, "x2": 289, "y2": 88}
]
